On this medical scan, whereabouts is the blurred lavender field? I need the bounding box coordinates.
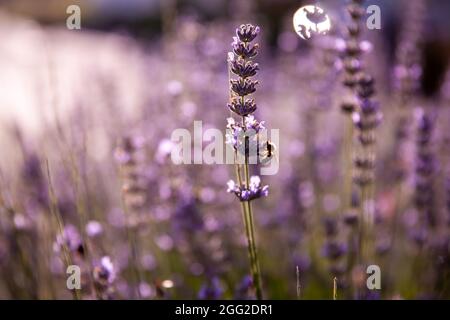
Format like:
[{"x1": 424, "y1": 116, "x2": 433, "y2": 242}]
[{"x1": 0, "y1": 0, "x2": 450, "y2": 300}]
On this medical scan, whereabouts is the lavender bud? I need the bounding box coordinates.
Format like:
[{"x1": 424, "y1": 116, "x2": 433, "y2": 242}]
[
  {"x1": 54, "y1": 224, "x2": 84, "y2": 257},
  {"x1": 234, "y1": 275, "x2": 254, "y2": 300},
  {"x1": 227, "y1": 98, "x2": 257, "y2": 117},
  {"x1": 322, "y1": 241, "x2": 348, "y2": 260},
  {"x1": 414, "y1": 111, "x2": 437, "y2": 228},
  {"x1": 93, "y1": 256, "x2": 116, "y2": 286},
  {"x1": 357, "y1": 74, "x2": 376, "y2": 98},
  {"x1": 341, "y1": 101, "x2": 358, "y2": 113},
  {"x1": 198, "y1": 278, "x2": 224, "y2": 300},
  {"x1": 322, "y1": 216, "x2": 338, "y2": 237},
  {"x1": 231, "y1": 59, "x2": 259, "y2": 78},
  {"x1": 236, "y1": 24, "x2": 260, "y2": 43},
  {"x1": 343, "y1": 212, "x2": 359, "y2": 226},
  {"x1": 86, "y1": 220, "x2": 103, "y2": 238},
  {"x1": 232, "y1": 40, "x2": 259, "y2": 59},
  {"x1": 230, "y1": 78, "x2": 259, "y2": 96},
  {"x1": 227, "y1": 176, "x2": 269, "y2": 202}
]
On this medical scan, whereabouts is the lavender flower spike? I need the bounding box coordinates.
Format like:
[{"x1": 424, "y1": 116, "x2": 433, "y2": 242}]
[{"x1": 226, "y1": 23, "x2": 268, "y2": 300}]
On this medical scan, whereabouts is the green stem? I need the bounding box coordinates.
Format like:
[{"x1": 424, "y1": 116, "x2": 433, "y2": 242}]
[
  {"x1": 333, "y1": 277, "x2": 338, "y2": 300},
  {"x1": 241, "y1": 115, "x2": 263, "y2": 300},
  {"x1": 345, "y1": 224, "x2": 357, "y2": 299},
  {"x1": 343, "y1": 113, "x2": 357, "y2": 299},
  {"x1": 246, "y1": 200, "x2": 263, "y2": 299},
  {"x1": 343, "y1": 114, "x2": 354, "y2": 212},
  {"x1": 235, "y1": 146, "x2": 260, "y2": 298},
  {"x1": 45, "y1": 160, "x2": 81, "y2": 300},
  {"x1": 120, "y1": 193, "x2": 142, "y2": 300}
]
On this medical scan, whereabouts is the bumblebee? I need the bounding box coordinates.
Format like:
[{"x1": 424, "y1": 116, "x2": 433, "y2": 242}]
[{"x1": 258, "y1": 140, "x2": 278, "y2": 165}]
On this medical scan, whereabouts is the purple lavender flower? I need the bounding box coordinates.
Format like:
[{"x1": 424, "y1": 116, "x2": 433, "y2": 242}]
[
  {"x1": 414, "y1": 111, "x2": 437, "y2": 228},
  {"x1": 322, "y1": 241, "x2": 348, "y2": 260},
  {"x1": 22, "y1": 153, "x2": 48, "y2": 208},
  {"x1": 234, "y1": 275, "x2": 254, "y2": 300},
  {"x1": 227, "y1": 176, "x2": 269, "y2": 202},
  {"x1": 323, "y1": 216, "x2": 338, "y2": 237},
  {"x1": 232, "y1": 38, "x2": 259, "y2": 59},
  {"x1": 352, "y1": 101, "x2": 382, "y2": 134},
  {"x1": 227, "y1": 98, "x2": 257, "y2": 117},
  {"x1": 230, "y1": 78, "x2": 259, "y2": 96},
  {"x1": 225, "y1": 116, "x2": 263, "y2": 155},
  {"x1": 225, "y1": 117, "x2": 244, "y2": 150},
  {"x1": 173, "y1": 195, "x2": 204, "y2": 234},
  {"x1": 446, "y1": 176, "x2": 450, "y2": 225},
  {"x1": 231, "y1": 59, "x2": 259, "y2": 78},
  {"x1": 244, "y1": 115, "x2": 265, "y2": 132},
  {"x1": 86, "y1": 220, "x2": 103, "y2": 238},
  {"x1": 356, "y1": 73, "x2": 376, "y2": 99},
  {"x1": 339, "y1": 0, "x2": 368, "y2": 113},
  {"x1": 54, "y1": 224, "x2": 84, "y2": 257},
  {"x1": 114, "y1": 136, "x2": 144, "y2": 166},
  {"x1": 198, "y1": 277, "x2": 224, "y2": 300},
  {"x1": 353, "y1": 74, "x2": 382, "y2": 189},
  {"x1": 225, "y1": 25, "x2": 267, "y2": 299},
  {"x1": 229, "y1": 24, "x2": 260, "y2": 111},
  {"x1": 236, "y1": 24, "x2": 260, "y2": 43},
  {"x1": 93, "y1": 256, "x2": 116, "y2": 286},
  {"x1": 93, "y1": 256, "x2": 116, "y2": 299},
  {"x1": 393, "y1": 0, "x2": 426, "y2": 101}
]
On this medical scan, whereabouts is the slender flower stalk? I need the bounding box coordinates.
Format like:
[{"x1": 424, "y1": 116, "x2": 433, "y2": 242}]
[
  {"x1": 340, "y1": 0, "x2": 366, "y2": 215},
  {"x1": 45, "y1": 160, "x2": 81, "y2": 300},
  {"x1": 411, "y1": 110, "x2": 437, "y2": 296},
  {"x1": 115, "y1": 136, "x2": 146, "y2": 299},
  {"x1": 414, "y1": 111, "x2": 436, "y2": 230},
  {"x1": 339, "y1": 0, "x2": 370, "y2": 298},
  {"x1": 296, "y1": 266, "x2": 301, "y2": 299},
  {"x1": 391, "y1": 0, "x2": 426, "y2": 247},
  {"x1": 439, "y1": 125, "x2": 450, "y2": 297},
  {"x1": 303, "y1": 36, "x2": 342, "y2": 276},
  {"x1": 333, "y1": 277, "x2": 338, "y2": 300},
  {"x1": 387, "y1": 1, "x2": 426, "y2": 294},
  {"x1": 226, "y1": 24, "x2": 272, "y2": 300},
  {"x1": 444, "y1": 69, "x2": 450, "y2": 230},
  {"x1": 322, "y1": 216, "x2": 347, "y2": 279},
  {"x1": 353, "y1": 73, "x2": 382, "y2": 266}
]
